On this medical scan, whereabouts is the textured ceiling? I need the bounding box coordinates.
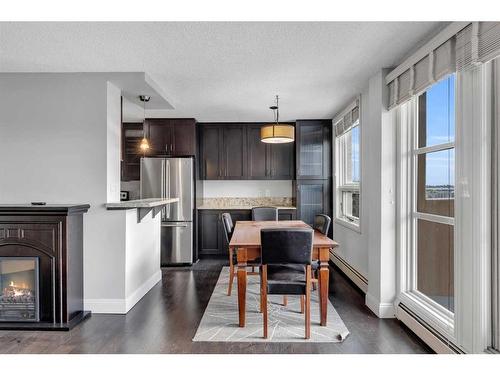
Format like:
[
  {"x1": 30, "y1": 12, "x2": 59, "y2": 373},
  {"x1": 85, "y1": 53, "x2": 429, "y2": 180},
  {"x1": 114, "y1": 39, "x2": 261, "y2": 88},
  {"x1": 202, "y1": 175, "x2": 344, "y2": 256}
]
[{"x1": 0, "y1": 22, "x2": 447, "y2": 121}]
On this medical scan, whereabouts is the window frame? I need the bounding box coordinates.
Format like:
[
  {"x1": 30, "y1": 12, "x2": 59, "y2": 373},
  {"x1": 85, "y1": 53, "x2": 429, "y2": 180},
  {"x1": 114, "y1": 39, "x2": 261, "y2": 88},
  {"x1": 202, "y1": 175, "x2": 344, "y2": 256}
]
[
  {"x1": 396, "y1": 76, "x2": 457, "y2": 342},
  {"x1": 397, "y1": 63, "x2": 494, "y2": 354},
  {"x1": 334, "y1": 97, "x2": 362, "y2": 232},
  {"x1": 395, "y1": 96, "x2": 456, "y2": 341}
]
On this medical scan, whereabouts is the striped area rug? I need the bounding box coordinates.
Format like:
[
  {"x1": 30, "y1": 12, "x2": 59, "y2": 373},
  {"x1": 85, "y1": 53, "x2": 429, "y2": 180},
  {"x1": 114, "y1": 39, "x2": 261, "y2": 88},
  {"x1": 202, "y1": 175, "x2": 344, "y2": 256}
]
[{"x1": 193, "y1": 267, "x2": 349, "y2": 342}]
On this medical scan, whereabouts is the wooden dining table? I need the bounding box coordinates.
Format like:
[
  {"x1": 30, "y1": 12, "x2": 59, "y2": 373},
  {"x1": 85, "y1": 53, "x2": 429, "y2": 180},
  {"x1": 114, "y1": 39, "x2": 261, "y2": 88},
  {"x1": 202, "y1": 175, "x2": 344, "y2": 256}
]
[{"x1": 229, "y1": 220, "x2": 338, "y2": 327}]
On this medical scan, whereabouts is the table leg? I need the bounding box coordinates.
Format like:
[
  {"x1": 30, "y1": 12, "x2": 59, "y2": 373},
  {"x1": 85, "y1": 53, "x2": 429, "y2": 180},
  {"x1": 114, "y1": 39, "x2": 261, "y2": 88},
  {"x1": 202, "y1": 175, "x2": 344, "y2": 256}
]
[
  {"x1": 237, "y1": 247, "x2": 248, "y2": 327},
  {"x1": 318, "y1": 262, "x2": 329, "y2": 326}
]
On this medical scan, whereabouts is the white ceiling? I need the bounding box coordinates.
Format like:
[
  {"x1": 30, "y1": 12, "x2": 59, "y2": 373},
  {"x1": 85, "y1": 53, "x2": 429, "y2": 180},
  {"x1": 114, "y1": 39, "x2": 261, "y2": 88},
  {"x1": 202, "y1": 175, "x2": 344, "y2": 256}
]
[{"x1": 0, "y1": 22, "x2": 447, "y2": 122}]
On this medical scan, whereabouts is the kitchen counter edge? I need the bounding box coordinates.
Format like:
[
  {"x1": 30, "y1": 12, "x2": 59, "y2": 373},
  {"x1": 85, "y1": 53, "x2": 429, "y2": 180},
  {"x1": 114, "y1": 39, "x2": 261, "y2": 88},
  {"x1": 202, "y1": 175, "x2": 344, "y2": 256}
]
[{"x1": 105, "y1": 198, "x2": 179, "y2": 210}]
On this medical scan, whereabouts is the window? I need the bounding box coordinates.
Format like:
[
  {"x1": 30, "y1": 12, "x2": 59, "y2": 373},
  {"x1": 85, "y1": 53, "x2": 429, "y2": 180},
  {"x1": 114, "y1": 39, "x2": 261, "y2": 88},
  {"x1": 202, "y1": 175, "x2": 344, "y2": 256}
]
[
  {"x1": 396, "y1": 74, "x2": 457, "y2": 342},
  {"x1": 414, "y1": 75, "x2": 455, "y2": 313},
  {"x1": 334, "y1": 99, "x2": 361, "y2": 228}
]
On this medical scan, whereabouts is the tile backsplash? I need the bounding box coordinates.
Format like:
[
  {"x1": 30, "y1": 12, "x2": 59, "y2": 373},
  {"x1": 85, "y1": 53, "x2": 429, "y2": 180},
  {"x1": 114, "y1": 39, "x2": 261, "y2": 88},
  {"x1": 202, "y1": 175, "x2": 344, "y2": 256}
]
[
  {"x1": 203, "y1": 180, "x2": 292, "y2": 198},
  {"x1": 200, "y1": 197, "x2": 294, "y2": 209}
]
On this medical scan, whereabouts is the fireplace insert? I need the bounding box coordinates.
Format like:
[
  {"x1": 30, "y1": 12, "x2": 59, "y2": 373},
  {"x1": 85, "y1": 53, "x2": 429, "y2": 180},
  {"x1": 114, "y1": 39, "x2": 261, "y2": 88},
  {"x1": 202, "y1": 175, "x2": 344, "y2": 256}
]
[{"x1": 0, "y1": 257, "x2": 39, "y2": 322}]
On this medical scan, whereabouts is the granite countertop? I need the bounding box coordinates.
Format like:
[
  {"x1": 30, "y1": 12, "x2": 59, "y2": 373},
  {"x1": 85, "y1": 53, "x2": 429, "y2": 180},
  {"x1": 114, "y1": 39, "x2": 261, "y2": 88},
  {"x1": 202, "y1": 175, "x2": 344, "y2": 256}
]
[
  {"x1": 197, "y1": 205, "x2": 296, "y2": 210},
  {"x1": 198, "y1": 197, "x2": 295, "y2": 210},
  {"x1": 105, "y1": 198, "x2": 179, "y2": 210}
]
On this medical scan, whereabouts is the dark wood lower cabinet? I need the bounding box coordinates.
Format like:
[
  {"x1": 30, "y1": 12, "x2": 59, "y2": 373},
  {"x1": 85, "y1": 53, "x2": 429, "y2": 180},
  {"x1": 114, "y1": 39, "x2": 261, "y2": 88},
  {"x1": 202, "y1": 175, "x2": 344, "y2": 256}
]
[
  {"x1": 198, "y1": 210, "x2": 223, "y2": 256},
  {"x1": 197, "y1": 208, "x2": 297, "y2": 257},
  {"x1": 278, "y1": 210, "x2": 296, "y2": 221}
]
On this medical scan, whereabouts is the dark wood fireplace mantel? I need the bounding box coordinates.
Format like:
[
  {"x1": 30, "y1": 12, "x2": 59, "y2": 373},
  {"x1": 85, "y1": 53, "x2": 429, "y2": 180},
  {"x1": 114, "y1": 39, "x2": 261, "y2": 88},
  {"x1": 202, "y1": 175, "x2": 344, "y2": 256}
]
[{"x1": 0, "y1": 204, "x2": 90, "y2": 331}]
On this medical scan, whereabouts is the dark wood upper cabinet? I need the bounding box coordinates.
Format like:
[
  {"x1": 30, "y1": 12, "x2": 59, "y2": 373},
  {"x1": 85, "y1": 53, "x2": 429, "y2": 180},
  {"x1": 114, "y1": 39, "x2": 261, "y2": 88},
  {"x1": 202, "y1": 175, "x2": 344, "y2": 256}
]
[
  {"x1": 172, "y1": 119, "x2": 196, "y2": 156},
  {"x1": 144, "y1": 118, "x2": 196, "y2": 157},
  {"x1": 145, "y1": 119, "x2": 172, "y2": 155},
  {"x1": 200, "y1": 125, "x2": 222, "y2": 179},
  {"x1": 222, "y1": 126, "x2": 247, "y2": 179},
  {"x1": 199, "y1": 123, "x2": 295, "y2": 180},
  {"x1": 247, "y1": 125, "x2": 269, "y2": 179},
  {"x1": 295, "y1": 120, "x2": 331, "y2": 180},
  {"x1": 270, "y1": 142, "x2": 294, "y2": 180}
]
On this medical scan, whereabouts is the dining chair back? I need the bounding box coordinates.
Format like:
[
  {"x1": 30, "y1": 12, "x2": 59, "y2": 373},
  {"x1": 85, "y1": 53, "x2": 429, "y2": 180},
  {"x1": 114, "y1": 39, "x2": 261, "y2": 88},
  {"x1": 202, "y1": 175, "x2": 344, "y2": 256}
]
[
  {"x1": 252, "y1": 206, "x2": 278, "y2": 221},
  {"x1": 224, "y1": 212, "x2": 259, "y2": 296},
  {"x1": 260, "y1": 228, "x2": 314, "y2": 339},
  {"x1": 313, "y1": 214, "x2": 331, "y2": 235},
  {"x1": 260, "y1": 228, "x2": 313, "y2": 265},
  {"x1": 221, "y1": 212, "x2": 234, "y2": 244}
]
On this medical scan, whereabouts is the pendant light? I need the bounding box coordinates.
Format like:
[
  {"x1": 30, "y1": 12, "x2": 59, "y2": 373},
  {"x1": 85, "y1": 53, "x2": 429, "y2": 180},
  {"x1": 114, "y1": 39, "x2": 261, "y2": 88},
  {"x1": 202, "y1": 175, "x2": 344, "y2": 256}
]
[
  {"x1": 260, "y1": 95, "x2": 294, "y2": 144},
  {"x1": 139, "y1": 95, "x2": 151, "y2": 153}
]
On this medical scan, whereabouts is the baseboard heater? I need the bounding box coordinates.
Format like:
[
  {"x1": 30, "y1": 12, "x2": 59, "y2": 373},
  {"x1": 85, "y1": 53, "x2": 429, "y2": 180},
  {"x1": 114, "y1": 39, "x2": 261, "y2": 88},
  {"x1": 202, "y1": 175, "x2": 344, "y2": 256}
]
[
  {"x1": 329, "y1": 252, "x2": 368, "y2": 293},
  {"x1": 397, "y1": 303, "x2": 465, "y2": 354}
]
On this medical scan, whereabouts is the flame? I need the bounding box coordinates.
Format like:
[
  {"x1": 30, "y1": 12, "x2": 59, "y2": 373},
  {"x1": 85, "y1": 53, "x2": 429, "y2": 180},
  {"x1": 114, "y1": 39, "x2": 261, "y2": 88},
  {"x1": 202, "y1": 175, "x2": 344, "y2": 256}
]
[{"x1": 9, "y1": 281, "x2": 14, "y2": 287}]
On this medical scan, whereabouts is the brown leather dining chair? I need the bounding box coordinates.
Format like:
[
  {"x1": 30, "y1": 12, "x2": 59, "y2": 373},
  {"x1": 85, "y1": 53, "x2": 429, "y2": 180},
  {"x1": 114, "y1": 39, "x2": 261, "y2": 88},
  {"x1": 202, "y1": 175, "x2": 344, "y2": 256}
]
[{"x1": 260, "y1": 228, "x2": 314, "y2": 339}]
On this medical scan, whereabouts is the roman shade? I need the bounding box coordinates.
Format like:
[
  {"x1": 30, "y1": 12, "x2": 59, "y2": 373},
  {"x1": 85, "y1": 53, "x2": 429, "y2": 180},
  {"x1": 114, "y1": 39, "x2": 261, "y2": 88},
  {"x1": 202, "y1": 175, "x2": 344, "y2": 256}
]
[
  {"x1": 334, "y1": 97, "x2": 360, "y2": 137},
  {"x1": 388, "y1": 37, "x2": 456, "y2": 109},
  {"x1": 457, "y1": 22, "x2": 500, "y2": 71},
  {"x1": 387, "y1": 22, "x2": 500, "y2": 110}
]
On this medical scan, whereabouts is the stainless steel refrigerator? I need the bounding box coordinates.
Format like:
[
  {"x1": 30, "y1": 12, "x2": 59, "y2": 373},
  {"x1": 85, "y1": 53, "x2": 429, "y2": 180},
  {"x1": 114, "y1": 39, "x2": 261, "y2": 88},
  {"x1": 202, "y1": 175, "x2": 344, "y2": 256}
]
[{"x1": 140, "y1": 157, "x2": 194, "y2": 266}]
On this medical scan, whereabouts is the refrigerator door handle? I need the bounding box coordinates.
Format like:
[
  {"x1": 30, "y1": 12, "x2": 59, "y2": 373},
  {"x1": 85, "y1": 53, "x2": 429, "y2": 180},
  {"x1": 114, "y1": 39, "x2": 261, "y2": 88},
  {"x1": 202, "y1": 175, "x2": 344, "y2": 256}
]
[
  {"x1": 160, "y1": 159, "x2": 166, "y2": 221},
  {"x1": 166, "y1": 159, "x2": 171, "y2": 219},
  {"x1": 161, "y1": 223, "x2": 189, "y2": 228}
]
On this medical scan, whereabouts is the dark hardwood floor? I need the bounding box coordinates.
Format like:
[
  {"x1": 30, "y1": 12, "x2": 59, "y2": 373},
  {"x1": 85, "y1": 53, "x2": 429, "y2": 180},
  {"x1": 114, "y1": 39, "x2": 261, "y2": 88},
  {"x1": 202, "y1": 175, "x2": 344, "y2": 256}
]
[{"x1": 0, "y1": 259, "x2": 431, "y2": 354}]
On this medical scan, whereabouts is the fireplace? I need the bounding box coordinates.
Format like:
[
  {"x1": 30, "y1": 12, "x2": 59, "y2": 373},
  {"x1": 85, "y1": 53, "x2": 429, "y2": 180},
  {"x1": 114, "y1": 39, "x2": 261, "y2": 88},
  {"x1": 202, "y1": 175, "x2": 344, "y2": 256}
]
[
  {"x1": 0, "y1": 257, "x2": 39, "y2": 322},
  {"x1": 0, "y1": 204, "x2": 90, "y2": 330}
]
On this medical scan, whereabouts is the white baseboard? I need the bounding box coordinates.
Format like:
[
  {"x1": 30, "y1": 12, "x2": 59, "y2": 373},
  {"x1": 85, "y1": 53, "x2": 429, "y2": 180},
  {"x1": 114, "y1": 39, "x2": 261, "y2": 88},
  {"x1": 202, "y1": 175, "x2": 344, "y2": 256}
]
[
  {"x1": 329, "y1": 252, "x2": 368, "y2": 293},
  {"x1": 365, "y1": 293, "x2": 396, "y2": 318},
  {"x1": 125, "y1": 269, "x2": 162, "y2": 312},
  {"x1": 84, "y1": 298, "x2": 127, "y2": 314},
  {"x1": 84, "y1": 270, "x2": 162, "y2": 314}
]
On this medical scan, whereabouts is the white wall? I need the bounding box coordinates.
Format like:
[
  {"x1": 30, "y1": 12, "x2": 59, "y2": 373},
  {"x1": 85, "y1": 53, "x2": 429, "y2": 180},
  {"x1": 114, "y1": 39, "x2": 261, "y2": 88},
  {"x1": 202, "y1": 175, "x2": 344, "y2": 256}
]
[
  {"x1": 125, "y1": 209, "x2": 161, "y2": 311},
  {"x1": 203, "y1": 180, "x2": 292, "y2": 198},
  {"x1": 0, "y1": 74, "x2": 119, "y2": 300},
  {"x1": 331, "y1": 70, "x2": 397, "y2": 318},
  {"x1": 0, "y1": 73, "x2": 161, "y2": 314},
  {"x1": 0, "y1": 74, "x2": 107, "y2": 203},
  {"x1": 107, "y1": 82, "x2": 122, "y2": 203},
  {"x1": 365, "y1": 69, "x2": 397, "y2": 318}
]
